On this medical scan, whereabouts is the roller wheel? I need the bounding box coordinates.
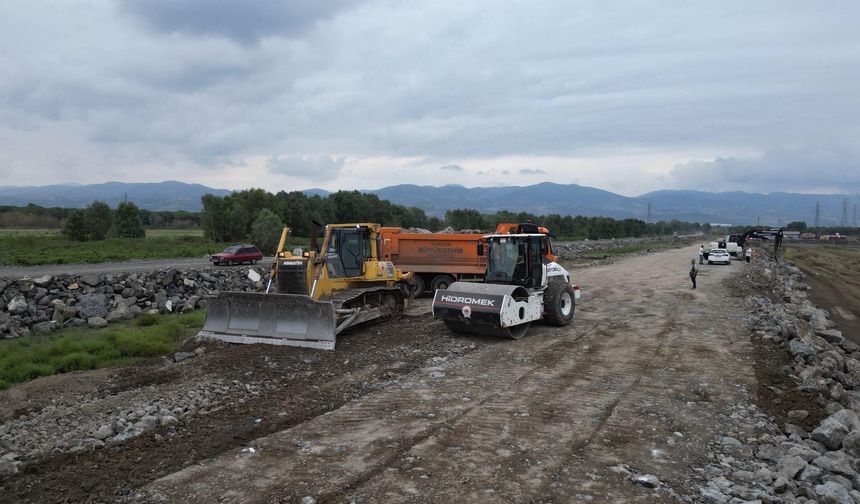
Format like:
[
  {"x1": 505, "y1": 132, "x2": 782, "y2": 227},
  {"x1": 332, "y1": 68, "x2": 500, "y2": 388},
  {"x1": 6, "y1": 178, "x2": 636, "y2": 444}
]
[
  {"x1": 443, "y1": 320, "x2": 530, "y2": 340},
  {"x1": 543, "y1": 282, "x2": 575, "y2": 327},
  {"x1": 411, "y1": 275, "x2": 426, "y2": 297},
  {"x1": 430, "y1": 275, "x2": 456, "y2": 294}
]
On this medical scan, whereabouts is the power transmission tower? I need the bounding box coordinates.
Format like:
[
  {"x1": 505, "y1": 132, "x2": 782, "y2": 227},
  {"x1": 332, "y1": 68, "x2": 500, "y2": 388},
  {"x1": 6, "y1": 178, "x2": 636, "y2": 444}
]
[
  {"x1": 842, "y1": 198, "x2": 849, "y2": 227},
  {"x1": 814, "y1": 201, "x2": 821, "y2": 228}
]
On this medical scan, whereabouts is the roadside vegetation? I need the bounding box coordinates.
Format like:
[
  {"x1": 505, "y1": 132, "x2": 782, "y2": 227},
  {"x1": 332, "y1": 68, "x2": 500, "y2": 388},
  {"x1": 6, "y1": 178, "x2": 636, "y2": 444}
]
[
  {"x1": 0, "y1": 234, "x2": 231, "y2": 266},
  {"x1": 0, "y1": 311, "x2": 204, "y2": 389}
]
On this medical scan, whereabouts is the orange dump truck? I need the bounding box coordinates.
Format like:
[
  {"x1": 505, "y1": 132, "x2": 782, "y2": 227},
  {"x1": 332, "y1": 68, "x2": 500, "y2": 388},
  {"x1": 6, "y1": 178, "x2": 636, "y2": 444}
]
[{"x1": 380, "y1": 223, "x2": 557, "y2": 296}]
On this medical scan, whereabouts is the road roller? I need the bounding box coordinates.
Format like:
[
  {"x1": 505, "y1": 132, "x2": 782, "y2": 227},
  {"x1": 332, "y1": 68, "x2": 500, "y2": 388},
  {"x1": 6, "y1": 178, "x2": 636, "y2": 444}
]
[{"x1": 431, "y1": 228, "x2": 579, "y2": 339}]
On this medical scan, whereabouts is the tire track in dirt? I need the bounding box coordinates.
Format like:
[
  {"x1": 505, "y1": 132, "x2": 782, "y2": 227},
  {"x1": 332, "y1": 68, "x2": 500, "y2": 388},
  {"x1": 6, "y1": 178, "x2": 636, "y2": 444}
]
[{"x1": 135, "y1": 246, "x2": 756, "y2": 503}]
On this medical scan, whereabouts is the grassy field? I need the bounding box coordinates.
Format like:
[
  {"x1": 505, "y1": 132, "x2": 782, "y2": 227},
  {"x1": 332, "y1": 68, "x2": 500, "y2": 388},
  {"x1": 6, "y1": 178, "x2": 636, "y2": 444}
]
[
  {"x1": 0, "y1": 311, "x2": 204, "y2": 389},
  {"x1": 0, "y1": 234, "x2": 232, "y2": 266},
  {"x1": 785, "y1": 243, "x2": 860, "y2": 287}
]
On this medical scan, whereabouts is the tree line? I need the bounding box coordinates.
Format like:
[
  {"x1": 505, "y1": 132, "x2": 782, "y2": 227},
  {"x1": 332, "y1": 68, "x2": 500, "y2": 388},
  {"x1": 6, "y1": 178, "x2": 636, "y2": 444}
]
[
  {"x1": 200, "y1": 188, "x2": 707, "y2": 251},
  {"x1": 443, "y1": 208, "x2": 707, "y2": 239},
  {"x1": 62, "y1": 201, "x2": 145, "y2": 241},
  {"x1": 0, "y1": 204, "x2": 200, "y2": 229}
]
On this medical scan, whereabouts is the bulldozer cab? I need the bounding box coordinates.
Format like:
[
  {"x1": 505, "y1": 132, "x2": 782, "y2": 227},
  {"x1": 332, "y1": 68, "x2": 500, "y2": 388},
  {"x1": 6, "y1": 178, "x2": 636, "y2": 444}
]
[
  {"x1": 485, "y1": 234, "x2": 544, "y2": 289},
  {"x1": 325, "y1": 226, "x2": 374, "y2": 278}
]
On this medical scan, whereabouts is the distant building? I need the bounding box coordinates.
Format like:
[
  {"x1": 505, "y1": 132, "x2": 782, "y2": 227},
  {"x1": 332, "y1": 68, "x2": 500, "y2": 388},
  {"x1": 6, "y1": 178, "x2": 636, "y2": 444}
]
[{"x1": 782, "y1": 230, "x2": 801, "y2": 240}]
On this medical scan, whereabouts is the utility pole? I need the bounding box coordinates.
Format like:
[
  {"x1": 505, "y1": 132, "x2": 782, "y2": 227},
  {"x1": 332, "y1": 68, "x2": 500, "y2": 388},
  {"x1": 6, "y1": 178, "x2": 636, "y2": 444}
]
[{"x1": 814, "y1": 201, "x2": 821, "y2": 228}]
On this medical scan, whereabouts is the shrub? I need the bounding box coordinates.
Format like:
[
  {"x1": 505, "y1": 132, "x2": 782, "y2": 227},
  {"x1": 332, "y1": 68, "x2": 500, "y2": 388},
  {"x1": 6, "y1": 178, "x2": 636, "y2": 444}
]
[
  {"x1": 51, "y1": 351, "x2": 97, "y2": 373},
  {"x1": 136, "y1": 313, "x2": 160, "y2": 326},
  {"x1": 113, "y1": 201, "x2": 145, "y2": 238}
]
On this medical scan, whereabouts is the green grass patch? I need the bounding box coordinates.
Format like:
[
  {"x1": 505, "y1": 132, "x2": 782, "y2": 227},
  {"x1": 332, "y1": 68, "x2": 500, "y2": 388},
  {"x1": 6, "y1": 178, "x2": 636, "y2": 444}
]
[
  {"x1": 0, "y1": 311, "x2": 204, "y2": 389},
  {"x1": 0, "y1": 234, "x2": 232, "y2": 266},
  {"x1": 0, "y1": 228, "x2": 61, "y2": 236}
]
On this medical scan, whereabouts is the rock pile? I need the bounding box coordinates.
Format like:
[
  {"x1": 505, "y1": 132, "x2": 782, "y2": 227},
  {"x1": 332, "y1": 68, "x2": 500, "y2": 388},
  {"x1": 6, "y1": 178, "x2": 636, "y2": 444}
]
[
  {"x1": 0, "y1": 358, "x2": 266, "y2": 475},
  {"x1": 689, "y1": 251, "x2": 860, "y2": 503},
  {"x1": 0, "y1": 267, "x2": 269, "y2": 339},
  {"x1": 553, "y1": 234, "x2": 695, "y2": 261}
]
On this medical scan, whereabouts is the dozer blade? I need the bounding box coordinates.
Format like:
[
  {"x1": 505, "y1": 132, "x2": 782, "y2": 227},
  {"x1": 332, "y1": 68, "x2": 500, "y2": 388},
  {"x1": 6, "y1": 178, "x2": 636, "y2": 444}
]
[{"x1": 197, "y1": 292, "x2": 337, "y2": 350}]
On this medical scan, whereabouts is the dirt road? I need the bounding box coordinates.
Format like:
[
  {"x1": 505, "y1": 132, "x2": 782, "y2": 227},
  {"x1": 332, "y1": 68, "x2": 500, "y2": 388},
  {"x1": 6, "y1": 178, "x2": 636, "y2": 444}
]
[
  {"x1": 121, "y1": 245, "x2": 755, "y2": 503},
  {"x1": 0, "y1": 257, "x2": 274, "y2": 278}
]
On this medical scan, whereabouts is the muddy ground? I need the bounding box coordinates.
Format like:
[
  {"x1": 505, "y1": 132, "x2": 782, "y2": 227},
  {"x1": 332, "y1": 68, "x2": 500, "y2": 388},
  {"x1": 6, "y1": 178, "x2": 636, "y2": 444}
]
[
  {"x1": 785, "y1": 241, "x2": 860, "y2": 346},
  {"x1": 0, "y1": 244, "x2": 834, "y2": 503}
]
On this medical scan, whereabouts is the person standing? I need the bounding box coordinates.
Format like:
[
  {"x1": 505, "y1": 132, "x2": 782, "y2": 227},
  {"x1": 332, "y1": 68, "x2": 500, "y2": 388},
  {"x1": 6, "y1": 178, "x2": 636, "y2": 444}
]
[
  {"x1": 689, "y1": 259, "x2": 698, "y2": 289},
  {"x1": 745, "y1": 247, "x2": 752, "y2": 263},
  {"x1": 699, "y1": 245, "x2": 705, "y2": 265}
]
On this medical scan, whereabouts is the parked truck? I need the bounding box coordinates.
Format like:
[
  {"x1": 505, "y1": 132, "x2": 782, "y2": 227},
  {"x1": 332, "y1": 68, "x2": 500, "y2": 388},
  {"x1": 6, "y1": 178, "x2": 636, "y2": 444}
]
[{"x1": 380, "y1": 223, "x2": 559, "y2": 296}]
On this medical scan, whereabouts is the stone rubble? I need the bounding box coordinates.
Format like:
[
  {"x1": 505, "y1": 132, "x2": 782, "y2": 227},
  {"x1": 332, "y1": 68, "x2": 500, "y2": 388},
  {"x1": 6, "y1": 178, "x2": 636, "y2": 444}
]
[
  {"x1": 679, "y1": 249, "x2": 860, "y2": 504},
  {"x1": 0, "y1": 369, "x2": 266, "y2": 469},
  {"x1": 0, "y1": 267, "x2": 268, "y2": 339}
]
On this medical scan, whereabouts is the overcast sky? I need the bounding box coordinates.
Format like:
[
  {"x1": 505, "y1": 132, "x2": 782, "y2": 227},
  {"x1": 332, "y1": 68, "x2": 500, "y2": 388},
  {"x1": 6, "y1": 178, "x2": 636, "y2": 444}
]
[{"x1": 1, "y1": 0, "x2": 858, "y2": 196}]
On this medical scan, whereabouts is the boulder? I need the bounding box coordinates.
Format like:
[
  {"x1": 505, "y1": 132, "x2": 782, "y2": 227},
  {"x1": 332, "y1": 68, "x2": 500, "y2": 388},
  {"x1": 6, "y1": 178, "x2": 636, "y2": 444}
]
[
  {"x1": 818, "y1": 329, "x2": 845, "y2": 345},
  {"x1": 87, "y1": 316, "x2": 108, "y2": 329},
  {"x1": 136, "y1": 415, "x2": 159, "y2": 430},
  {"x1": 812, "y1": 410, "x2": 860, "y2": 450},
  {"x1": 842, "y1": 430, "x2": 860, "y2": 458},
  {"x1": 16, "y1": 278, "x2": 34, "y2": 293},
  {"x1": 33, "y1": 275, "x2": 53, "y2": 287},
  {"x1": 160, "y1": 269, "x2": 178, "y2": 286},
  {"x1": 76, "y1": 293, "x2": 109, "y2": 319},
  {"x1": 105, "y1": 304, "x2": 131, "y2": 322},
  {"x1": 93, "y1": 424, "x2": 114, "y2": 440},
  {"x1": 776, "y1": 455, "x2": 808, "y2": 480},
  {"x1": 79, "y1": 274, "x2": 102, "y2": 287},
  {"x1": 815, "y1": 481, "x2": 854, "y2": 504},
  {"x1": 789, "y1": 339, "x2": 817, "y2": 360},
  {"x1": 31, "y1": 321, "x2": 55, "y2": 335},
  {"x1": 7, "y1": 296, "x2": 28, "y2": 315},
  {"x1": 812, "y1": 451, "x2": 856, "y2": 477}
]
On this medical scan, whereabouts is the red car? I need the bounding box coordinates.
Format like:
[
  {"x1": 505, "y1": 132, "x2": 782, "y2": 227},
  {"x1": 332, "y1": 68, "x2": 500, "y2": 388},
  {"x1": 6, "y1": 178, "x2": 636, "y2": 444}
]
[{"x1": 210, "y1": 244, "x2": 263, "y2": 265}]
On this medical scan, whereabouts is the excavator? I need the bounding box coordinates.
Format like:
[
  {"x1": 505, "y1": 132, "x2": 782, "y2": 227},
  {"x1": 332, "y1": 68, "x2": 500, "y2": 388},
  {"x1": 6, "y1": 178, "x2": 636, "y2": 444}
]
[{"x1": 198, "y1": 223, "x2": 413, "y2": 350}]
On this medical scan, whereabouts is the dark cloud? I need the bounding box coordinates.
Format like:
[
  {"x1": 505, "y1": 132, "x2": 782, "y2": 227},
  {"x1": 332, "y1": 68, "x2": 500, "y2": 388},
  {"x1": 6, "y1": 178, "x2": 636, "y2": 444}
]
[
  {"x1": 670, "y1": 145, "x2": 860, "y2": 193},
  {"x1": 520, "y1": 168, "x2": 546, "y2": 175},
  {"x1": 439, "y1": 164, "x2": 463, "y2": 171},
  {"x1": 266, "y1": 155, "x2": 346, "y2": 180},
  {"x1": 1, "y1": 1, "x2": 858, "y2": 192},
  {"x1": 119, "y1": 0, "x2": 360, "y2": 44}
]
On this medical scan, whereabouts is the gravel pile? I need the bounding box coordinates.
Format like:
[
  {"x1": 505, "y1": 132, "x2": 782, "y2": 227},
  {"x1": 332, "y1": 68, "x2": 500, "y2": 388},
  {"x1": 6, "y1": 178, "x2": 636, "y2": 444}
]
[
  {"x1": 0, "y1": 267, "x2": 269, "y2": 339},
  {"x1": 553, "y1": 234, "x2": 695, "y2": 260},
  {"x1": 686, "y1": 250, "x2": 860, "y2": 504},
  {"x1": 0, "y1": 347, "x2": 268, "y2": 477}
]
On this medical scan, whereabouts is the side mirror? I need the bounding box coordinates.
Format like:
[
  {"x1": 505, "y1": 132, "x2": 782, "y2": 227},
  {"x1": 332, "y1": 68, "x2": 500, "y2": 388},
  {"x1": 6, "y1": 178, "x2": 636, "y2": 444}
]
[{"x1": 477, "y1": 243, "x2": 484, "y2": 256}]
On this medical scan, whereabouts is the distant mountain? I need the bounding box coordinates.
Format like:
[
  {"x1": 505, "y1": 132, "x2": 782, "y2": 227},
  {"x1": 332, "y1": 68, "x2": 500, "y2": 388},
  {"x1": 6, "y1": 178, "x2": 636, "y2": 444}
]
[
  {"x1": 366, "y1": 183, "x2": 857, "y2": 226},
  {"x1": 1, "y1": 180, "x2": 855, "y2": 225},
  {"x1": 0, "y1": 181, "x2": 231, "y2": 211},
  {"x1": 370, "y1": 182, "x2": 636, "y2": 219},
  {"x1": 302, "y1": 188, "x2": 331, "y2": 197}
]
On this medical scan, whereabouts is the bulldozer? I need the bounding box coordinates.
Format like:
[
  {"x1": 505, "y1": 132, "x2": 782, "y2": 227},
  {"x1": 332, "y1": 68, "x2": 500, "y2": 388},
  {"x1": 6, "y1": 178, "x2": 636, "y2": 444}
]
[
  {"x1": 432, "y1": 226, "x2": 577, "y2": 339},
  {"x1": 198, "y1": 223, "x2": 413, "y2": 350}
]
